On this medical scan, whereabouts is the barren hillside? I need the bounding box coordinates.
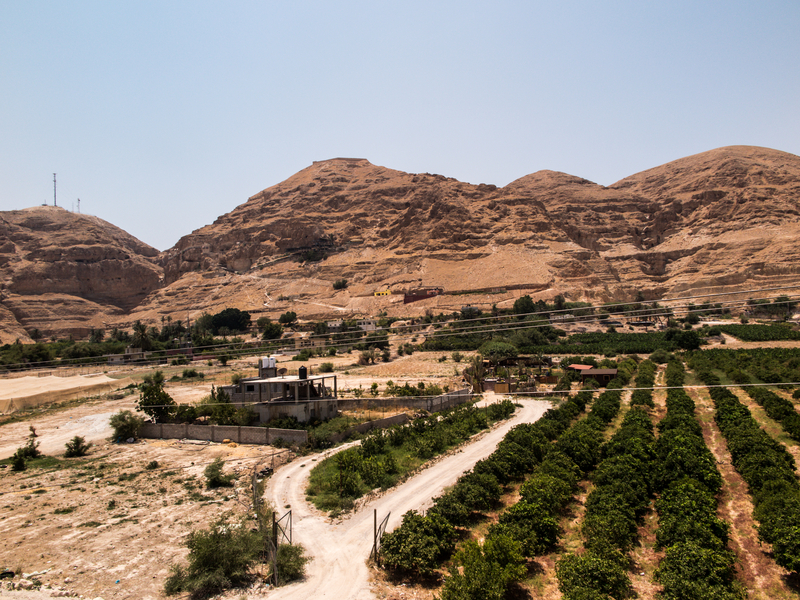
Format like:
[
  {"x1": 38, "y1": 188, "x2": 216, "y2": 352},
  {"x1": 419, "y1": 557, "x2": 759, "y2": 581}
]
[{"x1": 3, "y1": 145, "x2": 800, "y2": 339}]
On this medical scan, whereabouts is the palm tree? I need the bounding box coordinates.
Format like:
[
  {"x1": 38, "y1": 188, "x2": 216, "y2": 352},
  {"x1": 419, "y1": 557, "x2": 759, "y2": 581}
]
[{"x1": 131, "y1": 320, "x2": 153, "y2": 351}]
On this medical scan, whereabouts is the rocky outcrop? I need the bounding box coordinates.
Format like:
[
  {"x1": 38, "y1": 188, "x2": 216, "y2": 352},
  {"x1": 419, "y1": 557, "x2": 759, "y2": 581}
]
[{"x1": 0, "y1": 207, "x2": 162, "y2": 341}]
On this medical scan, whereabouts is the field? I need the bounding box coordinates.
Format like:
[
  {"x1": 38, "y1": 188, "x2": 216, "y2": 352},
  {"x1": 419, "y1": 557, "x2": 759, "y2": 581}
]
[{"x1": 2, "y1": 332, "x2": 800, "y2": 599}]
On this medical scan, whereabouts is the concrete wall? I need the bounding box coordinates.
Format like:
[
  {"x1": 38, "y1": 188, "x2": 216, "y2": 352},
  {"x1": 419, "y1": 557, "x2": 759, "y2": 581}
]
[
  {"x1": 337, "y1": 388, "x2": 472, "y2": 413},
  {"x1": 139, "y1": 423, "x2": 308, "y2": 445}
]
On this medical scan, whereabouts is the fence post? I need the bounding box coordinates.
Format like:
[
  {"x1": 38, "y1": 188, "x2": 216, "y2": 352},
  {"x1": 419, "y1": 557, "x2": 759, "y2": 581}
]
[{"x1": 272, "y1": 512, "x2": 279, "y2": 586}]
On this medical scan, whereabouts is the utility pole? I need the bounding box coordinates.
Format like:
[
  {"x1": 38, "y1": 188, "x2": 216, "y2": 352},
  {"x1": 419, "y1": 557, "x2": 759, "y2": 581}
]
[
  {"x1": 77, "y1": 198, "x2": 80, "y2": 214},
  {"x1": 53, "y1": 173, "x2": 57, "y2": 206}
]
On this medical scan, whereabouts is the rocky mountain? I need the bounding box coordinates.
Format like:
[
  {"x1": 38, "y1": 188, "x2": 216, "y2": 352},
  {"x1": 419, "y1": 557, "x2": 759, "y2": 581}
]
[
  {"x1": 3, "y1": 145, "x2": 800, "y2": 341},
  {"x1": 0, "y1": 207, "x2": 162, "y2": 343}
]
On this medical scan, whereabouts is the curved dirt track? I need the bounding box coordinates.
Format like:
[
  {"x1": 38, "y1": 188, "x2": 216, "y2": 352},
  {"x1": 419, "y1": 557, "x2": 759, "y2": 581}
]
[{"x1": 262, "y1": 399, "x2": 551, "y2": 600}]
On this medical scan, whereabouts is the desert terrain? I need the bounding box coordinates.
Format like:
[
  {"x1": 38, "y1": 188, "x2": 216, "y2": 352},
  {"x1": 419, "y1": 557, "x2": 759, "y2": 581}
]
[{"x1": 2, "y1": 145, "x2": 800, "y2": 342}]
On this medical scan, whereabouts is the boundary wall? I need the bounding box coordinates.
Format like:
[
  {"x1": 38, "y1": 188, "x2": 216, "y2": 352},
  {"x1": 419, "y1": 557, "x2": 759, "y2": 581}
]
[{"x1": 139, "y1": 423, "x2": 308, "y2": 445}]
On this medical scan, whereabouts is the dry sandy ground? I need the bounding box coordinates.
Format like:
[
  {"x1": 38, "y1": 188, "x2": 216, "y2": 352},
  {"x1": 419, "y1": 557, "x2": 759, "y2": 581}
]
[
  {"x1": 0, "y1": 386, "x2": 209, "y2": 461},
  {"x1": 0, "y1": 434, "x2": 294, "y2": 600}
]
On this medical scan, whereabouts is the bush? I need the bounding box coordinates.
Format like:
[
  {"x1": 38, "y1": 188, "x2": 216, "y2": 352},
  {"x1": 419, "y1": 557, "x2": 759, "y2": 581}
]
[
  {"x1": 333, "y1": 279, "x2": 348, "y2": 290},
  {"x1": 164, "y1": 515, "x2": 262, "y2": 597},
  {"x1": 11, "y1": 453, "x2": 26, "y2": 471},
  {"x1": 109, "y1": 410, "x2": 145, "y2": 441},
  {"x1": 64, "y1": 436, "x2": 91, "y2": 458},
  {"x1": 319, "y1": 362, "x2": 335, "y2": 373},
  {"x1": 182, "y1": 368, "x2": 204, "y2": 379},
  {"x1": 275, "y1": 543, "x2": 310, "y2": 585},
  {"x1": 14, "y1": 438, "x2": 42, "y2": 460},
  {"x1": 452, "y1": 351, "x2": 463, "y2": 363},
  {"x1": 204, "y1": 458, "x2": 235, "y2": 488}
]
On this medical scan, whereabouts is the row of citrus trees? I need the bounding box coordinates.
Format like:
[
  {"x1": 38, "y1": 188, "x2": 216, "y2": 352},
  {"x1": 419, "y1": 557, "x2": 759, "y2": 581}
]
[
  {"x1": 689, "y1": 347, "x2": 800, "y2": 442},
  {"x1": 379, "y1": 389, "x2": 593, "y2": 597},
  {"x1": 650, "y1": 360, "x2": 743, "y2": 599},
  {"x1": 696, "y1": 346, "x2": 800, "y2": 386},
  {"x1": 689, "y1": 353, "x2": 800, "y2": 575},
  {"x1": 556, "y1": 358, "x2": 654, "y2": 598},
  {"x1": 380, "y1": 358, "x2": 640, "y2": 599},
  {"x1": 306, "y1": 400, "x2": 515, "y2": 513}
]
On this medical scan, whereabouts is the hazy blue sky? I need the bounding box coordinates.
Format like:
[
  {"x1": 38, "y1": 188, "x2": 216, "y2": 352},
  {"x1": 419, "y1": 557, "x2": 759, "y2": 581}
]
[{"x1": 2, "y1": 1, "x2": 798, "y2": 250}]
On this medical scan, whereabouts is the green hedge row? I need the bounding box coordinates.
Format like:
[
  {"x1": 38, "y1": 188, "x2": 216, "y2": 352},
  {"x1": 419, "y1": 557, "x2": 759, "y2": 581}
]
[
  {"x1": 746, "y1": 387, "x2": 800, "y2": 442},
  {"x1": 689, "y1": 353, "x2": 800, "y2": 575},
  {"x1": 651, "y1": 360, "x2": 742, "y2": 599}
]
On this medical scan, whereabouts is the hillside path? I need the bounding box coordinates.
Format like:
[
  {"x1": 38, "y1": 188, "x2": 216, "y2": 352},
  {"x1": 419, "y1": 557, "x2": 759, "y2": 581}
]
[{"x1": 261, "y1": 398, "x2": 551, "y2": 599}]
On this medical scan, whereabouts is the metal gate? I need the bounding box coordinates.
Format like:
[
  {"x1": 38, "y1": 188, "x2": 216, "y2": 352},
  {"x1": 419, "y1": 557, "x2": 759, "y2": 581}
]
[{"x1": 370, "y1": 509, "x2": 391, "y2": 562}]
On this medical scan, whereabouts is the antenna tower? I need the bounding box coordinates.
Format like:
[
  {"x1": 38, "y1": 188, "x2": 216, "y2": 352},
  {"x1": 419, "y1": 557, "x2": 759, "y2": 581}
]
[
  {"x1": 77, "y1": 198, "x2": 81, "y2": 214},
  {"x1": 53, "y1": 173, "x2": 57, "y2": 206}
]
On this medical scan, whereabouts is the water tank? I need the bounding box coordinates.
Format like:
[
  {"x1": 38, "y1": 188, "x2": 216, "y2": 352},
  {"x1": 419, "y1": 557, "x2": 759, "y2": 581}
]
[
  {"x1": 261, "y1": 357, "x2": 270, "y2": 370},
  {"x1": 298, "y1": 365, "x2": 308, "y2": 380},
  {"x1": 269, "y1": 357, "x2": 277, "y2": 369}
]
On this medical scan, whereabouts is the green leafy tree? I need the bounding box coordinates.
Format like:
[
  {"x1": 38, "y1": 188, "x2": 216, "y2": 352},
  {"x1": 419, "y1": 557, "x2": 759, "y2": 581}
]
[
  {"x1": 279, "y1": 311, "x2": 298, "y2": 326},
  {"x1": 137, "y1": 371, "x2": 176, "y2": 421},
  {"x1": 512, "y1": 295, "x2": 535, "y2": 318},
  {"x1": 478, "y1": 340, "x2": 518, "y2": 364},
  {"x1": 210, "y1": 308, "x2": 251, "y2": 335},
  {"x1": 439, "y1": 533, "x2": 526, "y2": 600},
  {"x1": 261, "y1": 319, "x2": 283, "y2": 340}
]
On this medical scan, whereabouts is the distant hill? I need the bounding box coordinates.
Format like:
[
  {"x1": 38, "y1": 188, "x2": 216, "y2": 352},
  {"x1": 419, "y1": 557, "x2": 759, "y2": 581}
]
[
  {"x1": 3, "y1": 145, "x2": 800, "y2": 341},
  {"x1": 0, "y1": 206, "x2": 162, "y2": 343}
]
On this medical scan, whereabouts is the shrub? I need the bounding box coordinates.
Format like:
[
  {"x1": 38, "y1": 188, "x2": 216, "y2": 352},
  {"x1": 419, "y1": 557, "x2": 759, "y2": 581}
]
[
  {"x1": 275, "y1": 543, "x2": 310, "y2": 585},
  {"x1": 319, "y1": 362, "x2": 335, "y2": 373},
  {"x1": 146, "y1": 460, "x2": 160, "y2": 470},
  {"x1": 64, "y1": 436, "x2": 91, "y2": 458},
  {"x1": 11, "y1": 453, "x2": 26, "y2": 471},
  {"x1": 452, "y1": 351, "x2": 463, "y2": 363},
  {"x1": 164, "y1": 515, "x2": 262, "y2": 597},
  {"x1": 14, "y1": 438, "x2": 42, "y2": 460},
  {"x1": 204, "y1": 458, "x2": 235, "y2": 488},
  {"x1": 109, "y1": 410, "x2": 145, "y2": 441},
  {"x1": 333, "y1": 279, "x2": 348, "y2": 290}
]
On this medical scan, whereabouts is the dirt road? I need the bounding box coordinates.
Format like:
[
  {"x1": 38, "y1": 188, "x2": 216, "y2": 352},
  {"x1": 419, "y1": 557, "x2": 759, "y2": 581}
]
[{"x1": 262, "y1": 398, "x2": 551, "y2": 600}]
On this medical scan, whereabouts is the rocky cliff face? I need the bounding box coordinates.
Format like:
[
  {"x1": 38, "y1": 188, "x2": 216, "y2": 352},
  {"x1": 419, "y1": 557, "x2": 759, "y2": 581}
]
[
  {"x1": 150, "y1": 145, "x2": 800, "y2": 325},
  {"x1": 5, "y1": 145, "x2": 800, "y2": 340},
  {"x1": 0, "y1": 207, "x2": 162, "y2": 342}
]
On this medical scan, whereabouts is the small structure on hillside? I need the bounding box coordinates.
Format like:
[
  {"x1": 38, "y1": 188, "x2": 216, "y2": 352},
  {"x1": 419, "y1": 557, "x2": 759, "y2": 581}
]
[
  {"x1": 221, "y1": 357, "x2": 338, "y2": 424},
  {"x1": 404, "y1": 287, "x2": 443, "y2": 304}
]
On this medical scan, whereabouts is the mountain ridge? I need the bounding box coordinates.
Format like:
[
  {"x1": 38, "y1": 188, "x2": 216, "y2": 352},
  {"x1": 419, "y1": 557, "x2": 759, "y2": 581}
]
[{"x1": 2, "y1": 145, "x2": 799, "y2": 342}]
